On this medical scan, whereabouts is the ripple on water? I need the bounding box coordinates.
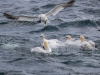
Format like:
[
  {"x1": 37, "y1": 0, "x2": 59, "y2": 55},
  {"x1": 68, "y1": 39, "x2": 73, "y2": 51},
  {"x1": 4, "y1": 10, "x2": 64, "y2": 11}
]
[
  {"x1": 41, "y1": 4, "x2": 56, "y2": 9},
  {"x1": 0, "y1": 21, "x2": 8, "y2": 25},
  {"x1": 1, "y1": 43, "x2": 19, "y2": 50},
  {"x1": 62, "y1": 60, "x2": 83, "y2": 66},
  {"x1": 58, "y1": 20, "x2": 99, "y2": 28},
  {"x1": 41, "y1": 25, "x2": 59, "y2": 31},
  {"x1": 29, "y1": 25, "x2": 59, "y2": 34}
]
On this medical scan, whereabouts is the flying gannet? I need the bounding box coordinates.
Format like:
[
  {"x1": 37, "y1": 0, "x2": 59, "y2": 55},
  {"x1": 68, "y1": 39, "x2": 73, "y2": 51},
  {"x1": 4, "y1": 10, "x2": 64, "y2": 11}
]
[{"x1": 3, "y1": 0, "x2": 75, "y2": 25}]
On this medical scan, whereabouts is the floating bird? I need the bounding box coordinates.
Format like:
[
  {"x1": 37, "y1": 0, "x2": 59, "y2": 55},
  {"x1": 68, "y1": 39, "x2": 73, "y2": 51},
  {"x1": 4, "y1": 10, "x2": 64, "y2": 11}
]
[
  {"x1": 66, "y1": 35, "x2": 72, "y2": 41},
  {"x1": 40, "y1": 34, "x2": 63, "y2": 49},
  {"x1": 88, "y1": 40, "x2": 96, "y2": 48},
  {"x1": 3, "y1": 0, "x2": 75, "y2": 25},
  {"x1": 79, "y1": 35, "x2": 98, "y2": 50},
  {"x1": 80, "y1": 35, "x2": 90, "y2": 49},
  {"x1": 65, "y1": 35, "x2": 75, "y2": 45},
  {"x1": 31, "y1": 34, "x2": 51, "y2": 53},
  {"x1": 48, "y1": 38, "x2": 62, "y2": 48}
]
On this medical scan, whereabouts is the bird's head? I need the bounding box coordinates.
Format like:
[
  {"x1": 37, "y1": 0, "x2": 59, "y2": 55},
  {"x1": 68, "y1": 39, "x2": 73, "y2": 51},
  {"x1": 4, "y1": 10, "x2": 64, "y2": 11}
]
[
  {"x1": 66, "y1": 35, "x2": 72, "y2": 41},
  {"x1": 40, "y1": 33, "x2": 45, "y2": 40},
  {"x1": 80, "y1": 35, "x2": 85, "y2": 42}
]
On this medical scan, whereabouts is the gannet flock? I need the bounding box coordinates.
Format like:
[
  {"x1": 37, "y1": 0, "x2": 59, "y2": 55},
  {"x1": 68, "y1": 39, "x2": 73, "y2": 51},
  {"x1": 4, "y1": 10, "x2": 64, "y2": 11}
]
[
  {"x1": 31, "y1": 34, "x2": 98, "y2": 53},
  {"x1": 3, "y1": 0, "x2": 99, "y2": 53}
]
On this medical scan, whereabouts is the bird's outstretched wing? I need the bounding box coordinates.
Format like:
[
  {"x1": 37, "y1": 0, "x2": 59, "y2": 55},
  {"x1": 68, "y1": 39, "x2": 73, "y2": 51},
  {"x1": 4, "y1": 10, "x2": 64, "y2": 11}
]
[
  {"x1": 3, "y1": 13, "x2": 38, "y2": 21},
  {"x1": 45, "y1": 0, "x2": 75, "y2": 17}
]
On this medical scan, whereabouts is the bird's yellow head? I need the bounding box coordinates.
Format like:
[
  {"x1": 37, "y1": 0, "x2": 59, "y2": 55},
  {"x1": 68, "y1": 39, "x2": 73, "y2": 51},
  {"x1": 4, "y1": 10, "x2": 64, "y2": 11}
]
[
  {"x1": 66, "y1": 35, "x2": 72, "y2": 41},
  {"x1": 80, "y1": 35, "x2": 85, "y2": 42}
]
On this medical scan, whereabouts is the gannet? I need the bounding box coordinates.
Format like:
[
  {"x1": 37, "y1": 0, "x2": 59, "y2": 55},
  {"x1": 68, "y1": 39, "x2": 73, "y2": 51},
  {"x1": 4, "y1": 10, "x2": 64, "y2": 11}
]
[
  {"x1": 88, "y1": 40, "x2": 96, "y2": 48},
  {"x1": 31, "y1": 34, "x2": 51, "y2": 53},
  {"x1": 40, "y1": 34, "x2": 63, "y2": 49},
  {"x1": 66, "y1": 35, "x2": 72, "y2": 41},
  {"x1": 80, "y1": 35, "x2": 90, "y2": 49},
  {"x1": 80, "y1": 35, "x2": 98, "y2": 50},
  {"x1": 65, "y1": 35, "x2": 75, "y2": 45},
  {"x1": 3, "y1": 0, "x2": 75, "y2": 25}
]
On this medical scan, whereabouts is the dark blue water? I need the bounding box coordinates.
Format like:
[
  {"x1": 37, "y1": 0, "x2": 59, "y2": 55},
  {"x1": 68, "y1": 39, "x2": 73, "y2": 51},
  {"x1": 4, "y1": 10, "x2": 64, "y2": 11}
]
[{"x1": 0, "y1": 0, "x2": 100, "y2": 75}]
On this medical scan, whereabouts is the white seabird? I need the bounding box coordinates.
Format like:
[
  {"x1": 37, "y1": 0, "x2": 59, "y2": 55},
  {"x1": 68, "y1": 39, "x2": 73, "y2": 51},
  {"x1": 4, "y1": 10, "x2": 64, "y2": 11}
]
[
  {"x1": 65, "y1": 35, "x2": 75, "y2": 45},
  {"x1": 3, "y1": 0, "x2": 75, "y2": 25},
  {"x1": 79, "y1": 35, "x2": 98, "y2": 50},
  {"x1": 31, "y1": 34, "x2": 51, "y2": 53},
  {"x1": 40, "y1": 34, "x2": 63, "y2": 49}
]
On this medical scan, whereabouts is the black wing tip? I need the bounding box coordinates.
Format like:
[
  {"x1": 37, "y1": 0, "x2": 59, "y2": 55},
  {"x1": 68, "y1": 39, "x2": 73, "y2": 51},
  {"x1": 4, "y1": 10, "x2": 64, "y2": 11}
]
[
  {"x1": 3, "y1": 12, "x2": 7, "y2": 15},
  {"x1": 67, "y1": 0, "x2": 75, "y2": 5},
  {"x1": 3, "y1": 12, "x2": 18, "y2": 20},
  {"x1": 62, "y1": 0, "x2": 75, "y2": 8},
  {"x1": 3, "y1": 12, "x2": 10, "y2": 17},
  {"x1": 3, "y1": 12, "x2": 9, "y2": 17}
]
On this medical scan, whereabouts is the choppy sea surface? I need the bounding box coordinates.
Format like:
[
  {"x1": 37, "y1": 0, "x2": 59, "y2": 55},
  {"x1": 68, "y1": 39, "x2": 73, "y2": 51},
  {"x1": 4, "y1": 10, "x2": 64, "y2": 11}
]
[{"x1": 0, "y1": 0, "x2": 100, "y2": 75}]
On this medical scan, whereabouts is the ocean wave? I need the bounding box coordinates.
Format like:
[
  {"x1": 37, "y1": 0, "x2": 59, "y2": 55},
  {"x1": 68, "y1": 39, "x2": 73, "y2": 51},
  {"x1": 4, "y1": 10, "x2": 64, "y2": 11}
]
[
  {"x1": 62, "y1": 60, "x2": 83, "y2": 66},
  {"x1": 29, "y1": 25, "x2": 59, "y2": 34},
  {"x1": 58, "y1": 19, "x2": 100, "y2": 28},
  {"x1": 0, "y1": 21, "x2": 8, "y2": 25},
  {"x1": 0, "y1": 35, "x2": 30, "y2": 47},
  {"x1": 41, "y1": 25, "x2": 59, "y2": 31},
  {"x1": 7, "y1": 58, "x2": 26, "y2": 63},
  {"x1": 1, "y1": 43, "x2": 19, "y2": 49},
  {"x1": 41, "y1": 4, "x2": 56, "y2": 9}
]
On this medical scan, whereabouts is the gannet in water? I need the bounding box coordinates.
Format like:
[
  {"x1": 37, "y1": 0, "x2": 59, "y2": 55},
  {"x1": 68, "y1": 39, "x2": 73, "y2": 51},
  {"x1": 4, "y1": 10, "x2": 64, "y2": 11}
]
[
  {"x1": 40, "y1": 34, "x2": 62, "y2": 49},
  {"x1": 31, "y1": 34, "x2": 51, "y2": 53},
  {"x1": 88, "y1": 40, "x2": 96, "y2": 47},
  {"x1": 66, "y1": 35, "x2": 72, "y2": 41},
  {"x1": 65, "y1": 35, "x2": 75, "y2": 45},
  {"x1": 3, "y1": 0, "x2": 75, "y2": 25},
  {"x1": 80, "y1": 35, "x2": 98, "y2": 50}
]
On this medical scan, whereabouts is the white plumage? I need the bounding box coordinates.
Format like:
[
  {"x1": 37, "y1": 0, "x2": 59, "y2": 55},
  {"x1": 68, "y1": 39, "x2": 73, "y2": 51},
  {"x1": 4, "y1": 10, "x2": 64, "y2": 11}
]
[
  {"x1": 31, "y1": 34, "x2": 51, "y2": 53},
  {"x1": 48, "y1": 39, "x2": 62, "y2": 49},
  {"x1": 79, "y1": 35, "x2": 98, "y2": 50},
  {"x1": 41, "y1": 34, "x2": 63, "y2": 49},
  {"x1": 65, "y1": 35, "x2": 75, "y2": 45},
  {"x1": 38, "y1": 0, "x2": 75, "y2": 25},
  {"x1": 17, "y1": 15, "x2": 38, "y2": 21}
]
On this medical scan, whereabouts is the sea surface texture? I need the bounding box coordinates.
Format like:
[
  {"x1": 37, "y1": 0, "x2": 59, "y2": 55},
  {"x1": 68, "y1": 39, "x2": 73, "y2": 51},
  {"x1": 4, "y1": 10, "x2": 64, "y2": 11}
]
[{"x1": 0, "y1": 0, "x2": 100, "y2": 75}]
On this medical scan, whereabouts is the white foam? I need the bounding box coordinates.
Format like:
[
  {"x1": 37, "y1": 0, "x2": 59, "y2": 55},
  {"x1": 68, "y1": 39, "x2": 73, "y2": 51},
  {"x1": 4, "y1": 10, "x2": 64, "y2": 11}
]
[{"x1": 2, "y1": 43, "x2": 19, "y2": 49}]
